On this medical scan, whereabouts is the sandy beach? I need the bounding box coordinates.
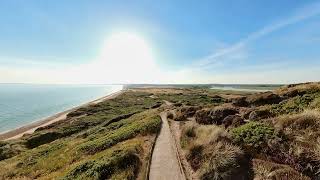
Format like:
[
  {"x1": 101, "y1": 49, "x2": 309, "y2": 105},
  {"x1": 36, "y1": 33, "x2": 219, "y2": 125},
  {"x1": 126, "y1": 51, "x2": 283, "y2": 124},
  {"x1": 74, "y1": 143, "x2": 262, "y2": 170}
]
[{"x1": 0, "y1": 90, "x2": 123, "y2": 141}]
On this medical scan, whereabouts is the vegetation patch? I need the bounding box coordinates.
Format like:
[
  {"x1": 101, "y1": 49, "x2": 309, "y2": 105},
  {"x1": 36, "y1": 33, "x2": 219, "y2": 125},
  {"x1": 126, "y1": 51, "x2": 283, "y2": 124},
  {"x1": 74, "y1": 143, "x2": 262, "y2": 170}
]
[
  {"x1": 64, "y1": 139, "x2": 142, "y2": 180},
  {"x1": 0, "y1": 142, "x2": 22, "y2": 161},
  {"x1": 0, "y1": 91, "x2": 162, "y2": 179},
  {"x1": 78, "y1": 111, "x2": 161, "y2": 154},
  {"x1": 195, "y1": 105, "x2": 238, "y2": 125},
  {"x1": 273, "y1": 111, "x2": 320, "y2": 177},
  {"x1": 271, "y1": 94, "x2": 316, "y2": 115},
  {"x1": 181, "y1": 123, "x2": 250, "y2": 180},
  {"x1": 231, "y1": 122, "x2": 276, "y2": 152},
  {"x1": 252, "y1": 159, "x2": 310, "y2": 180}
]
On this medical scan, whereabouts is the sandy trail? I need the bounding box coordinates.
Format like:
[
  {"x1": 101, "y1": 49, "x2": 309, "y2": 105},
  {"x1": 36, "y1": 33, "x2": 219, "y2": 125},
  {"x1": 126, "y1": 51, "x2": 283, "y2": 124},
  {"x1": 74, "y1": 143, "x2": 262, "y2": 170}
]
[
  {"x1": 0, "y1": 90, "x2": 123, "y2": 141},
  {"x1": 149, "y1": 111, "x2": 186, "y2": 180}
]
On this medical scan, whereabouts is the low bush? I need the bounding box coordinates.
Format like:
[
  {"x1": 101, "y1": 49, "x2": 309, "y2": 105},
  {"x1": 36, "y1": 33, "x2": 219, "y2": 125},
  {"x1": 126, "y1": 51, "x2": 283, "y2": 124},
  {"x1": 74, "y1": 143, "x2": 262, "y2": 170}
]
[
  {"x1": 271, "y1": 94, "x2": 315, "y2": 115},
  {"x1": 231, "y1": 122, "x2": 276, "y2": 151}
]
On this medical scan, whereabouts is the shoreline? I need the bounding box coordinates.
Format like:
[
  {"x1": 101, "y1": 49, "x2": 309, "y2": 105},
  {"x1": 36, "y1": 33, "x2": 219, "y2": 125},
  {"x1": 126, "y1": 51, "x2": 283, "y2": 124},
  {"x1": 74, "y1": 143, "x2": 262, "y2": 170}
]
[{"x1": 0, "y1": 90, "x2": 124, "y2": 141}]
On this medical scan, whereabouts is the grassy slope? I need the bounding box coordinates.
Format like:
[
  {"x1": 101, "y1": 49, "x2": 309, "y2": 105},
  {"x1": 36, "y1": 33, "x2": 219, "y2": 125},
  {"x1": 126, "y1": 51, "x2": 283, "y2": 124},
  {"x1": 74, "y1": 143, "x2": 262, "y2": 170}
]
[
  {"x1": 179, "y1": 82, "x2": 320, "y2": 179},
  {"x1": 0, "y1": 88, "x2": 222, "y2": 179},
  {"x1": 0, "y1": 91, "x2": 162, "y2": 179}
]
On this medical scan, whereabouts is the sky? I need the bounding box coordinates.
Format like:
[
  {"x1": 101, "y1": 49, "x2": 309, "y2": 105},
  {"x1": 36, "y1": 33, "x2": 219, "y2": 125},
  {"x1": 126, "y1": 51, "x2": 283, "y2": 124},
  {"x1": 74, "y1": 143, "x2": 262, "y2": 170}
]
[{"x1": 0, "y1": 0, "x2": 320, "y2": 84}]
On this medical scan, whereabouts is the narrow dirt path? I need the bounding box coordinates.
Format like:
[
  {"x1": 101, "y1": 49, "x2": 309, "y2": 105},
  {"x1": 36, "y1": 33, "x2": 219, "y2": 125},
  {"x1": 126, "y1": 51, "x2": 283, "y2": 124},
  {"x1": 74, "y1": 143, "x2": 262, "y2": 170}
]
[{"x1": 149, "y1": 111, "x2": 186, "y2": 180}]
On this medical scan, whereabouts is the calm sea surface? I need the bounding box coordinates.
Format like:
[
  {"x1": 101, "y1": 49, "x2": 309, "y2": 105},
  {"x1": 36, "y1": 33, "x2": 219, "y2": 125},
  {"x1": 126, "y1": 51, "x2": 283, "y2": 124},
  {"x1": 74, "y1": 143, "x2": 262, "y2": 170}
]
[{"x1": 0, "y1": 84, "x2": 122, "y2": 133}]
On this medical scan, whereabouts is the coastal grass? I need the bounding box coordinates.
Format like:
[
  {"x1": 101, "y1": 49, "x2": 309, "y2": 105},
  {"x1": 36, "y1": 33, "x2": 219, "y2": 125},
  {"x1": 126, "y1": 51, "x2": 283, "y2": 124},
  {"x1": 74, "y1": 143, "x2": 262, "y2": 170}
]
[
  {"x1": 63, "y1": 138, "x2": 144, "y2": 180},
  {"x1": 77, "y1": 110, "x2": 161, "y2": 155},
  {"x1": 2, "y1": 83, "x2": 320, "y2": 179},
  {"x1": 180, "y1": 123, "x2": 250, "y2": 179},
  {"x1": 176, "y1": 83, "x2": 320, "y2": 179},
  {"x1": 23, "y1": 91, "x2": 161, "y2": 149},
  {"x1": 0, "y1": 91, "x2": 162, "y2": 179}
]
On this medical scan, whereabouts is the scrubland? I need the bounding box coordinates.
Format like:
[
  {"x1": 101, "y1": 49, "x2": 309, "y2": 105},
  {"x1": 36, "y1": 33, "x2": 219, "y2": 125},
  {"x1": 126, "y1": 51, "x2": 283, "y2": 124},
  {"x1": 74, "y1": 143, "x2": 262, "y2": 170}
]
[
  {"x1": 175, "y1": 82, "x2": 320, "y2": 180},
  {"x1": 1, "y1": 83, "x2": 320, "y2": 180}
]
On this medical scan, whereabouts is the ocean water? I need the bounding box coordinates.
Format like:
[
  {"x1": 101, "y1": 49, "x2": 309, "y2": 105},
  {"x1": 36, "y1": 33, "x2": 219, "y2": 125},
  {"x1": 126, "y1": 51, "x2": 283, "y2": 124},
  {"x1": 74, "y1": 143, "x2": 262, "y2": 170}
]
[{"x1": 0, "y1": 84, "x2": 122, "y2": 133}]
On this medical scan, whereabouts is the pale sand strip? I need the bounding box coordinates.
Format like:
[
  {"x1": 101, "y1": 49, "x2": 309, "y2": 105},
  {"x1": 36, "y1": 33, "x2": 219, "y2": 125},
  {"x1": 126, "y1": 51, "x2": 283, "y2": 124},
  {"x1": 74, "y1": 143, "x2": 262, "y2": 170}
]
[{"x1": 0, "y1": 90, "x2": 123, "y2": 141}]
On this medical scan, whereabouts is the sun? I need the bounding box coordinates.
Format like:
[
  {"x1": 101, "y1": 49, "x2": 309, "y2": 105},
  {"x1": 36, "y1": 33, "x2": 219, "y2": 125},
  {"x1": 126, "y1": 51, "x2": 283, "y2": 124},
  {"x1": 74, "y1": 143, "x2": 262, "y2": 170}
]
[{"x1": 95, "y1": 32, "x2": 159, "y2": 83}]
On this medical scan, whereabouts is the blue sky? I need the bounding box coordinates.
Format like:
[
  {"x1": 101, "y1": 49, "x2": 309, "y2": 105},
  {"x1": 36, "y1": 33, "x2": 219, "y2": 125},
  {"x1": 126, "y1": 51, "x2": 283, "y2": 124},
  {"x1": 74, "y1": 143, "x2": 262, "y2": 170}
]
[{"x1": 0, "y1": 0, "x2": 320, "y2": 84}]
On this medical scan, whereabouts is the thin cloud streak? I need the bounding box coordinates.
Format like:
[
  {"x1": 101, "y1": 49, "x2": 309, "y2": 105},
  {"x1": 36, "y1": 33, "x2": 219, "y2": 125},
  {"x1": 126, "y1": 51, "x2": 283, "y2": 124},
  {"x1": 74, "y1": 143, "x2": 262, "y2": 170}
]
[{"x1": 194, "y1": 1, "x2": 320, "y2": 68}]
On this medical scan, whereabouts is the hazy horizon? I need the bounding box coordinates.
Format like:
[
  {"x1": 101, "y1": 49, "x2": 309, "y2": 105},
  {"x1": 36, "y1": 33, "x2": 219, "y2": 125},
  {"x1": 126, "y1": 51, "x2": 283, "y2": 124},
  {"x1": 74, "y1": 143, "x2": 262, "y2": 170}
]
[{"x1": 0, "y1": 1, "x2": 320, "y2": 84}]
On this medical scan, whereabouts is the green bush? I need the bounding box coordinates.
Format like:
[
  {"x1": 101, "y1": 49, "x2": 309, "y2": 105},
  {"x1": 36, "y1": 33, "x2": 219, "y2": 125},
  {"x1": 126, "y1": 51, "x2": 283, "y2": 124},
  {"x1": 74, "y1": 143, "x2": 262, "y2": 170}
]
[
  {"x1": 271, "y1": 94, "x2": 315, "y2": 115},
  {"x1": 231, "y1": 122, "x2": 275, "y2": 150}
]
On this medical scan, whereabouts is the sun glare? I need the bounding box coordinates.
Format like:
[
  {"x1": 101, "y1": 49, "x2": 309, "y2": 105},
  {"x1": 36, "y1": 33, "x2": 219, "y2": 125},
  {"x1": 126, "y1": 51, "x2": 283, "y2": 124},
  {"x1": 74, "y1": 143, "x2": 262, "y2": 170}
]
[{"x1": 91, "y1": 32, "x2": 160, "y2": 83}]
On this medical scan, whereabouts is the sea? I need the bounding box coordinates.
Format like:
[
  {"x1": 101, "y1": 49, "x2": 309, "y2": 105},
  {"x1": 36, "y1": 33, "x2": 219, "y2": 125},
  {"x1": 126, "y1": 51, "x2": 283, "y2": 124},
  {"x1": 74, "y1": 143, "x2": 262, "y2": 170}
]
[{"x1": 0, "y1": 84, "x2": 123, "y2": 133}]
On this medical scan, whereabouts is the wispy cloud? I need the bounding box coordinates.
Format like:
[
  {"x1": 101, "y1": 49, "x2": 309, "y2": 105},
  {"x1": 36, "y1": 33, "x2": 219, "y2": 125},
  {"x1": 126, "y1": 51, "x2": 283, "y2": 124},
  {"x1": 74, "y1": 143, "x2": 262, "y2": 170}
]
[{"x1": 194, "y1": 1, "x2": 320, "y2": 69}]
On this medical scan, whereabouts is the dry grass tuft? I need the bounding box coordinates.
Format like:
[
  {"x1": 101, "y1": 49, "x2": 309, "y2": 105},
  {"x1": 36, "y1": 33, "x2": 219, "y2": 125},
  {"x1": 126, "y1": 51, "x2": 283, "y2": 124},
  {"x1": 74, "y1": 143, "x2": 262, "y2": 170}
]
[
  {"x1": 274, "y1": 110, "x2": 320, "y2": 131},
  {"x1": 272, "y1": 110, "x2": 320, "y2": 177},
  {"x1": 253, "y1": 159, "x2": 310, "y2": 180},
  {"x1": 181, "y1": 123, "x2": 250, "y2": 180},
  {"x1": 199, "y1": 141, "x2": 248, "y2": 180},
  {"x1": 276, "y1": 82, "x2": 320, "y2": 97}
]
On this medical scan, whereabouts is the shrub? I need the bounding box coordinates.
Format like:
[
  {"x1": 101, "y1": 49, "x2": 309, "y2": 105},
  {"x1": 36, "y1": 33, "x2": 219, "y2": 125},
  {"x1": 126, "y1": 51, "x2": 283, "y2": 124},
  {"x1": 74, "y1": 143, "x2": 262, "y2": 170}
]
[
  {"x1": 271, "y1": 94, "x2": 315, "y2": 115},
  {"x1": 231, "y1": 122, "x2": 275, "y2": 151}
]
